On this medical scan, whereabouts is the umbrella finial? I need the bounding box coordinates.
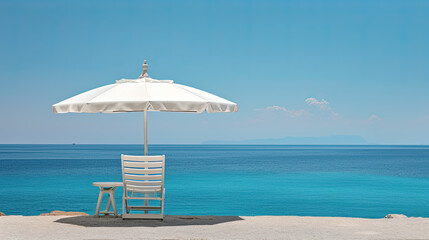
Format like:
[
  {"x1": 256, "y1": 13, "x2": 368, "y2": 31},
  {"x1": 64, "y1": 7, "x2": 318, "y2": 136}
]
[{"x1": 140, "y1": 60, "x2": 150, "y2": 78}]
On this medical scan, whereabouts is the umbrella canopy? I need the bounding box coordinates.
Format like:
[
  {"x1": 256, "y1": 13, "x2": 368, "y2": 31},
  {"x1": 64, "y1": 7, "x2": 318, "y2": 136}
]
[
  {"x1": 53, "y1": 62, "x2": 237, "y2": 114},
  {"x1": 53, "y1": 61, "x2": 238, "y2": 155}
]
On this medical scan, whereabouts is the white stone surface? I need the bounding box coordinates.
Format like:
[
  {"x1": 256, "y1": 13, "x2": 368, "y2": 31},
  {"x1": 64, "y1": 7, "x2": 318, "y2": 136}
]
[{"x1": 1, "y1": 215, "x2": 428, "y2": 240}]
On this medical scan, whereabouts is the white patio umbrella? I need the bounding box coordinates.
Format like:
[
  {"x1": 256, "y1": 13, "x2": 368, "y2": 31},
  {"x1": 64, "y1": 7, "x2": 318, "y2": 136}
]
[{"x1": 53, "y1": 61, "x2": 238, "y2": 155}]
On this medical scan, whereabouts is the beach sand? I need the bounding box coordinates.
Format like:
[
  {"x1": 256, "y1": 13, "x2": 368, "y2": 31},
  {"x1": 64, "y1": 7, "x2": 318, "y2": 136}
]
[{"x1": 1, "y1": 215, "x2": 429, "y2": 240}]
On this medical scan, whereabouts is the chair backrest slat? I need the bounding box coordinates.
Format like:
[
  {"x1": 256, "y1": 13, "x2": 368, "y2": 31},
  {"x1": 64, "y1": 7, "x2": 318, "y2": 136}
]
[
  {"x1": 122, "y1": 155, "x2": 164, "y2": 162},
  {"x1": 125, "y1": 174, "x2": 163, "y2": 181},
  {"x1": 125, "y1": 180, "x2": 162, "y2": 186},
  {"x1": 123, "y1": 161, "x2": 163, "y2": 168},
  {"x1": 121, "y1": 154, "x2": 165, "y2": 194},
  {"x1": 123, "y1": 168, "x2": 163, "y2": 175},
  {"x1": 127, "y1": 186, "x2": 161, "y2": 193}
]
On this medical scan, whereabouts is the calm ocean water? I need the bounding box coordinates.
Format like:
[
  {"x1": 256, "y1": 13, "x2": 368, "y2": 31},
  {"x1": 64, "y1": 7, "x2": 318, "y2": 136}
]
[{"x1": 0, "y1": 144, "x2": 428, "y2": 218}]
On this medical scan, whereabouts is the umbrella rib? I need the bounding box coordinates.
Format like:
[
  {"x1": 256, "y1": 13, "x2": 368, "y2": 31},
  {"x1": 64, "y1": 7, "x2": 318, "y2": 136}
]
[
  {"x1": 173, "y1": 84, "x2": 238, "y2": 112},
  {"x1": 53, "y1": 84, "x2": 117, "y2": 113},
  {"x1": 173, "y1": 84, "x2": 210, "y2": 103},
  {"x1": 78, "y1": 84, "x2": 121, "y2": 112}
]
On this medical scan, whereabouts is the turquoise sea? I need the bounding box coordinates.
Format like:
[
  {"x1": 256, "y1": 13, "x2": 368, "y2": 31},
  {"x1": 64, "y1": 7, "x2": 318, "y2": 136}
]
[{"x1": 0, "y1": 144, "x2": 428, "y2": 218}]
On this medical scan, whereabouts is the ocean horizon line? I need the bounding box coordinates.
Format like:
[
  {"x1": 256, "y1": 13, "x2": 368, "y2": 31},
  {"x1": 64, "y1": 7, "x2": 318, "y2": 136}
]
[{"x1": 1, "y1": 143, "x2": 429, "y2": 146}]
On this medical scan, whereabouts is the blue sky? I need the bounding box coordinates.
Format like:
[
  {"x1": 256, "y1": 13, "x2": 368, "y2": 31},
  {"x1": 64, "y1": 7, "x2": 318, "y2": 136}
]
[{"x1": 1, "y1": 0, "x2": 428, "y2": 144}]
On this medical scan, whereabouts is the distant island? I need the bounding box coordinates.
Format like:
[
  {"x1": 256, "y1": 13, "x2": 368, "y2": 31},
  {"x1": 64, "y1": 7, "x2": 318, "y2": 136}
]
[{"x1": 203, "y1": 135, "x2": 368, "y2": 145}]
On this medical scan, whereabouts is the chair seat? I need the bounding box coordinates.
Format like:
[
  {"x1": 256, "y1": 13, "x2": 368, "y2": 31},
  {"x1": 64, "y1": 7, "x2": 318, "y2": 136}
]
[
  {"x1": 128, "y1": 206, "x2": 162, "y2": 211},
  {"x1": 124, "y1": 196, "x2": 163, "y2": 200}
]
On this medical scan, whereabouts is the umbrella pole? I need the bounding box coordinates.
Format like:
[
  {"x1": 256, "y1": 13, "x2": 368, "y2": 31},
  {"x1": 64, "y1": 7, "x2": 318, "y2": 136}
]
[{"x1": 144, "y1": 110, "x2": 148, "y2": 156}]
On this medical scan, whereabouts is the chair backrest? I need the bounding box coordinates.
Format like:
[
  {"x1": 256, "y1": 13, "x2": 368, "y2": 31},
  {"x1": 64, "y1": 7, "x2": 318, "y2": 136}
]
[{"x1": 121, "y1": 154, "x2": 165, "y2": 194}]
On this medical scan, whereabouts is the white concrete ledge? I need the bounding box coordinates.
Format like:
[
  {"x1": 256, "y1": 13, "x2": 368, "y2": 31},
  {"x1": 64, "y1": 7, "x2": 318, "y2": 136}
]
[{"x1": 1, "y1": 215, "x2": 429, "y2": 240}]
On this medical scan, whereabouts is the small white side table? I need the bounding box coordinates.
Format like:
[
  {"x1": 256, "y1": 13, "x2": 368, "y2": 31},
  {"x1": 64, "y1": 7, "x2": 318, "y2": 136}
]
[{"x1": 93, "y1": 182, "x2": 123, "y2": 217}]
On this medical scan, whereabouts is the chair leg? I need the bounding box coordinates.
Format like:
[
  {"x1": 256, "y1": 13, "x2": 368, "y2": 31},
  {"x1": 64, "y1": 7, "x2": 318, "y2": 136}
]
[
  {"x1": 95, "y1": 187, "x2": 103, "y2": 216},
  {"x1": 110, "y1": 188, "x2": 118, "y2": 217},
  {"x1": 161, "y1": 188, "x2": 165, "y2": 219},
  {"x1": 125, "y1": 195, "x2": 129, "y2": 214},
  {"x1": 122, "y1": 195, "x2": 125, "y2": 217},
  {"x1": 142, "y1": 193, "x2": 148, "y2": 214},
  {"x1": 105, "y1": 194, "x2": 111, "y2": 213},
  {"x1": 161, "y1": 200, "x2": 164, "y2": 219}
]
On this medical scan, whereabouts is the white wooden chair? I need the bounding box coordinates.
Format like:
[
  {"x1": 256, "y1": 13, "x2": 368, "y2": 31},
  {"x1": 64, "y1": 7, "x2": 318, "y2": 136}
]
[{"x1": 121, "y1": 154, "x2": 165, "y2": 220}]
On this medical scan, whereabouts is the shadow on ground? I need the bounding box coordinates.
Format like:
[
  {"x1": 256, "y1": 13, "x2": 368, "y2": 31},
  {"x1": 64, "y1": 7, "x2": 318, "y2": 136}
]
[{"x1": 55, "y1": 215, "x2": 244, "y2": 227}]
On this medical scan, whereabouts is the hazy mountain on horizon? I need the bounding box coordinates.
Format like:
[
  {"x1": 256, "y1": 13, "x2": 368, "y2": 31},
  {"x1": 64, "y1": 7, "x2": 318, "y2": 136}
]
[{"x1": 203, "y1": 135, "x2": 368, "y2": 145}]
